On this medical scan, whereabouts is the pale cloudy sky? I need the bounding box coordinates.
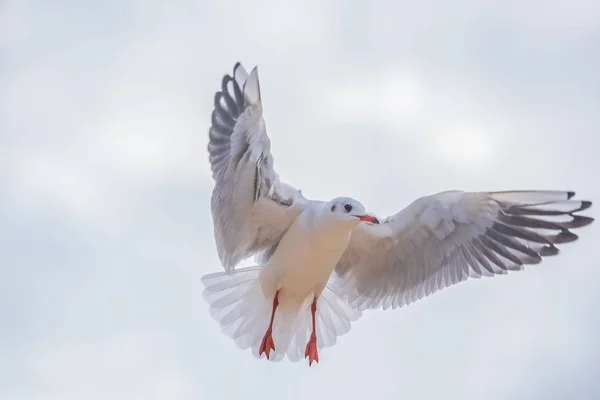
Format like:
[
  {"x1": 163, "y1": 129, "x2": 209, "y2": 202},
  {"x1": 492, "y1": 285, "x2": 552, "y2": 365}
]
[{"x1": 1, "y1": 1, "x2": 599, "y2": 399}]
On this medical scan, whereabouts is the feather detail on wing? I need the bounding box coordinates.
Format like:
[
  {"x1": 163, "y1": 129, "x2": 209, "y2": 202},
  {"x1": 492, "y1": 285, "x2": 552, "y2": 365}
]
[
  {"x1": 208, "y1": 63, "x2": 307, "y2": 272},
  {"x1": 333, "y1": 190, "x2": 594, "y2": 311}
]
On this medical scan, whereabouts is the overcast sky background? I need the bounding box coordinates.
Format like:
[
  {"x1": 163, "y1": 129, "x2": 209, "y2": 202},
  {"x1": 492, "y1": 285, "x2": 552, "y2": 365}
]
[{"x1": 1, "y1": 1, "x2": 599, "y2": 399}]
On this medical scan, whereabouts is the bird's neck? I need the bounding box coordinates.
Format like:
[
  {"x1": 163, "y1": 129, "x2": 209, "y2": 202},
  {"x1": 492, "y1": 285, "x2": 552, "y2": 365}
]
[{"x1": 308, "y1": 211, "x2": 357, "y2": 252}]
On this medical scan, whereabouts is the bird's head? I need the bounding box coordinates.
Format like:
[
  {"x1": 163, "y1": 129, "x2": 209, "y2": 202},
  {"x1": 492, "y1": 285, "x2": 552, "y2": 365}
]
[{"x1": 326, "y1": 197, "x2": 379, "y2": 225}]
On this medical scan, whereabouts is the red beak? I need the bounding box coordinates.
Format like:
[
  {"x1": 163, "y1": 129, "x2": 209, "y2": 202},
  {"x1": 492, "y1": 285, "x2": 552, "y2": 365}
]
[{"x1": 357, "y1": 214, "x2": 380, "y2": 224}]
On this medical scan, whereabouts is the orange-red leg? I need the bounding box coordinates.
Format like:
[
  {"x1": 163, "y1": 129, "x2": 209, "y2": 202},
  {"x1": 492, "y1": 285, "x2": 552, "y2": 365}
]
[
  {"x1": 259, "y1": 291, "x2": 279, "y2": 360},
  {"x1": 305, "y1": 297, "x2": 319, "y2": 366}
]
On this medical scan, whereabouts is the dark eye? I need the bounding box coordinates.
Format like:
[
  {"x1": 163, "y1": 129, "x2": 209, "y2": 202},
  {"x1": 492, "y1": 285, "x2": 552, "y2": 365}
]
[{"x1": 344, "y1": 204, "x2": 352, "y2": 212}]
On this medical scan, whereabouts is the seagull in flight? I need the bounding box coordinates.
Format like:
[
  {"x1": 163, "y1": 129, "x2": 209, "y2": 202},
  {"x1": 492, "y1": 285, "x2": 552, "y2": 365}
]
[{"x1": 201, "y1": 62, "x2": 594, "y2": 366}]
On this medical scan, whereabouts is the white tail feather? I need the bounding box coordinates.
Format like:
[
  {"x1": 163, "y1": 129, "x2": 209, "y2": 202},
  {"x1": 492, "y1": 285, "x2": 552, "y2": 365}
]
[{"x1": 201, "y1": 267, "x2": 362, "y2": 362}]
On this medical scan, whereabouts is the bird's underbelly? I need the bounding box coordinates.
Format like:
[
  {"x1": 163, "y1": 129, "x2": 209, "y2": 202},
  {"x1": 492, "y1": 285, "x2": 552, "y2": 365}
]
[
  {"x1": 279, "y1": 248, "x2": 342, "y2": 298},
  {"x1": 259, "y1": 231, "x2": 348, "y2": 305}
]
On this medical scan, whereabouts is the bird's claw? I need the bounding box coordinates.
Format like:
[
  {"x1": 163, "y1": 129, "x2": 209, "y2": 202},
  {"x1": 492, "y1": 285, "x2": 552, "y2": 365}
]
[
  {"x1": 259, "y1": 329, "x2": 275, "y2": 360},
  {"x1": 304, "y1": 333, "x2": 319, "y2": 366}
]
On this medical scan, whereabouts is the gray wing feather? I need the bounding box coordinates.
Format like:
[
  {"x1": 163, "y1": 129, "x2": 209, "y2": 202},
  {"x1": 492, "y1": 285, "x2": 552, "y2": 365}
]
[
  {"x1": 333, "y1": 190, "x2": 593, "y2": 311},
  {"x1": 208, "y1": 63, "x2": 306, "y2": 272}
]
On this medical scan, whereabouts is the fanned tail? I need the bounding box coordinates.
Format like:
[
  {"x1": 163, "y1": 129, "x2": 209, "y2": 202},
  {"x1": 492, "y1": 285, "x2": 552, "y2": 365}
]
[{"x1": 201, "y1": 268, "x2": 362, "y2": 363}]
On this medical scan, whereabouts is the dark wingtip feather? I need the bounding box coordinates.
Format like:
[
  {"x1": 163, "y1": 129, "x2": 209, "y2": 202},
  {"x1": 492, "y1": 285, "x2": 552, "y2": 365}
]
[
  {"x1": 222, "y1": 74, "x2": 231, "y2": 85},
  {"x1": 221, "y1": 75, "x2": 233, "y2": 95},
  {"x1": 220, "y1": 76, "x2": 239, "y2": 114},
  {"x1": 233, "y1": 61, "x2": 243, "y2": 73},
  {"x1": 579, "y1": 200, "x2": 593, "y2": 212},
  {"x1": 567, "y1": 215, "x2": 595, "y2": 228},
  {"x1": 551, "y1": 230, "x2": 579, "y2": 244},
  {"x1": 540, "y1": 246, "x2": 560, "y2": 257},
  {"x1": 231, "y1": 76, "x2": 245, "y2": 108},
  {"x1": 567, "y1": 191, "x2": 576, "y2": 199},
  {"x1": 214, "y1": 91, "x2": 222, "y2": 108}
]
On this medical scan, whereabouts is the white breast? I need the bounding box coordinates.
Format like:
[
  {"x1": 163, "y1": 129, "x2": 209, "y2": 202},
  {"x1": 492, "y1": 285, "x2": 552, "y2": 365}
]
[{"x1": 258, "y1": 206, "x2": 352, "y2": 305}]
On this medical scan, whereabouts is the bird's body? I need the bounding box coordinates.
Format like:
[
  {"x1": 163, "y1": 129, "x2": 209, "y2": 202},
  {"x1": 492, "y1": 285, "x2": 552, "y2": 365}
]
[
  {"x1": 255, "y1": 202, "x2": 363, "y2": 363},
  {"x1": 201, "y1": 62, "x2": 594, "y2": 366},
  {"x1": 260, "y1": 203, "x2": 350, "y2": 304}
]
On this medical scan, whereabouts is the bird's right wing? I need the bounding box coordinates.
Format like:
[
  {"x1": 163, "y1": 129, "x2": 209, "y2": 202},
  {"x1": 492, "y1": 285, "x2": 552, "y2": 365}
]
[
  {"x1": 208, "y1": 63, "x2": 308, "y2": 272},
  {"x1": 334, "y1": 190, "x2": 593, "y2": 311}
]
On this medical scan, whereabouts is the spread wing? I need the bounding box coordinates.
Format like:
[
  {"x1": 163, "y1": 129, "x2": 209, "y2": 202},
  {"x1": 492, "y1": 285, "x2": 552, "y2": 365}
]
[
  {"x1": 208, "y1": 63, "x2": 307, "y2": 272},
  {"x1": 334, "y1": 190, "x2": 594, "y2": 310}
]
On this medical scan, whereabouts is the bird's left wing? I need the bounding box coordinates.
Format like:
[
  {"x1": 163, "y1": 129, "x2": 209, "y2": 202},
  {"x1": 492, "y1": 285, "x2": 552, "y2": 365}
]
[
  {"x1": 333, "y1": 190, "x2": 593, "y2": 310},
  {"x1": 208, "y1": 63, "x2": 307, "y2": 272}
]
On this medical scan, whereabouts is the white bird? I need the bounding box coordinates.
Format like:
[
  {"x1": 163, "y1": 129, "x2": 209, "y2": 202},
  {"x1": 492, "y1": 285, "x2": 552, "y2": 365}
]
[{"x1": 201, "y1": 62, "x2": 594, "y2": 366}]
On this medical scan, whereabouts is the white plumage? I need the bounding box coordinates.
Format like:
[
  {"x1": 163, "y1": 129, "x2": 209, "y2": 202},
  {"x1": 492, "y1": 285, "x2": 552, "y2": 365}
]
[{"x1": 201, "y1": 62, "x2": 594, "y2": 366}]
